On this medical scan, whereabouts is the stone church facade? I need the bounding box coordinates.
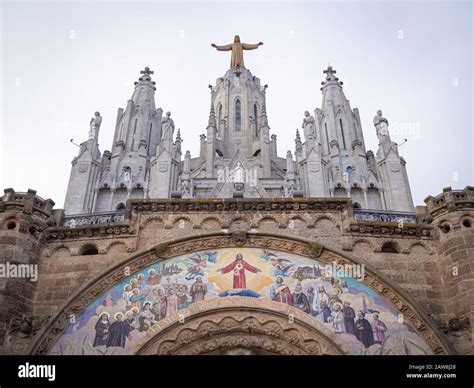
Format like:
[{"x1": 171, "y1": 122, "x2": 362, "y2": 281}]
[{"x1": 0, "y1": 42, "x2": 472, "y2": 355}]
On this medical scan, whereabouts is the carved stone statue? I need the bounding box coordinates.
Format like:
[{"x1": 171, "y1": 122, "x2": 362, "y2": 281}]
[
  {"x1": 181, "y1": 179, "x2": 191, "y2": 198},
  {"x1": 161, "y1": 111, "x2": 175, "y2": 141},
  {"x1": 373, "y1": 110, "x2": 389, "y2": 142},
  {"x1": 211, "y1": 35, "x2": 263, "y2": 69},
  {"x1": 302, "y1": 111, "x2": 316, "y2": 138},
  {"x1": 88, "y1": 111, "x2": 102, "y2": 140},
  {"x1": 233, "y1": 162, "x2": 244, "y2": 184}
]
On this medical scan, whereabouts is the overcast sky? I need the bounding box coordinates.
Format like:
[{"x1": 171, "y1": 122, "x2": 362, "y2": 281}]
[{"x1": 1, "y1": 0, "x2": 472, "y2": 208}]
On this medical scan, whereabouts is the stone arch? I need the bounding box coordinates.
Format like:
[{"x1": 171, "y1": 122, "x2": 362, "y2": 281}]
[
  {"x1": 352, "y1": 239, "x2": 375, "y2": 253},
  {"x1": 140, "y1": 216, "x2": 165, "y2": 229},
  {"x1": 313, "y1": 215, "x2": 340, "y2": 236},
  {"x1": 380, "y1": 240, "x2": 400, "y2": 254},
  {"x1": 199, "y1": 217, "x2": 221, "y2": 230},
  {"x1": 314, "y1": 214, "x2": 338, "y2": 228},
  {"x1": 104, "y1": 241, "x2": 129, "y2": 255},
  {"x1": 30, "y1": 232, "x2": 453, "y2": 355},
  {"x1": 78, "y1": 243, "x2": 99, "y2": 256},
  {"x1": 45, "y1": 244, "x2": 71, "y2": 258},
  {"x1": 136, "y1": 299, "x2": 347, "y2": 355},
  {"x1": 286, "y1": 215, "x2": 307, "y2": 229},
  {"x1": 256, "y1": 216, "x2": 279, "y2": 229},
  {"x1": 170, "y1": 216, "x2": 193, "y2": 229},
  {"x1": 408, "y1": 241, "x2": 432, "y2": 255},
  {"x1": 228, "y1": 216, "x2": 251, "y2": 230}
]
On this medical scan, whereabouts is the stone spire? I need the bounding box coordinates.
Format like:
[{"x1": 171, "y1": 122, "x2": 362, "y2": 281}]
[
  {"x1": 295, "y1": 128, "x2": 302, "y2": 154},
  {"x1": 175, "y1": 128, "x2": 182, "y2": 156},
  {"x1": 208, "y1": 104, "x2": 217, "y2": 128},
  {"x1": 260, "y1": 104, "x2": 269, "y2": 128}
]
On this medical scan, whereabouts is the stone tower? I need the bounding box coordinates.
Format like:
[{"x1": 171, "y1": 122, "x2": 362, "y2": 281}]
[
  {"x1": 188, "y1": 66, "x2": 288, "y2": 198},
  {"x1": 298, "y1": 65, "x2": 414, "y2": 211},
  {"x1": 64, "y1": 67, "x2": 176, "y2": 215},
  {"x1": 424, "y1": 186, "x2": 474, "y2": 354},
  {"x1": 0, "y1": 189, "x2": 57, "y2": 354}
]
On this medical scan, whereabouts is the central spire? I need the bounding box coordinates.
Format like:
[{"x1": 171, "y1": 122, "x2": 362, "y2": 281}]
[{"x1": 211, "y1": 35, "x2": 264, "y2": 69}]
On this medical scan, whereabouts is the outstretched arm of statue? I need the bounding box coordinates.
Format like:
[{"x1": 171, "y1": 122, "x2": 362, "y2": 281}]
[
  {"x1": 211, "y1": 43, "x2": 233, "y2": 51},
  {"x1": 242, "y1": 42, "x2": 263, "y2": 50}
]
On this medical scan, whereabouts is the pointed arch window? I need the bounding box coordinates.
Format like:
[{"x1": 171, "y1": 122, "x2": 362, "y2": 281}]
[
  {"x1": 253, "y1": 104, "x2": 259, "y2": 137},
  {"x1": 218, "y1": 104, "x2": 223, "y2": 139},
  {"x1": 339, "y1": 118, "x2": 347, "y2": 149},
  {"x1": 235, "y1": 99, "x2": 241, "y2": 132},
  {"x1": 147, "y1": 122, "x2": 153, "y2": 156},
  {"x1": 325, "y1": 123, "x2": 330, "y2": 153}
]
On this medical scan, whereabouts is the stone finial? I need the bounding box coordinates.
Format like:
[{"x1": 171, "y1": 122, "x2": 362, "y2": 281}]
[
  {"x1": 175, "y1": 128, "x2": 182, "y2": 154},
  {"x1": 321, "y1": 65, "x2": 343, "y2": 87},
  {"x1": 295, "y1": 129, "x2": 302, "y2": 153},
  {"x1": 208, "y1": 105, "x2": 217, "y2": 127},
  {"x1": 136, "y1": 66, "x2": 156, "y2": 88},
  {"x1": 260, "y1": 104, "x2": 269, "y2": 127}
]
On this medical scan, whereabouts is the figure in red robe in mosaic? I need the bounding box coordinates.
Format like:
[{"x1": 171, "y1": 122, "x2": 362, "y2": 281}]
[{"x1": 218, "y1": 254, "x2": 261, "y2": 289}]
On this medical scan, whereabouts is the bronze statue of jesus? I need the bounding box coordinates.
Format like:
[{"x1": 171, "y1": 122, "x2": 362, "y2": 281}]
[{"x1": 211, "y1": 35, "x2": 263, "y2": 69}]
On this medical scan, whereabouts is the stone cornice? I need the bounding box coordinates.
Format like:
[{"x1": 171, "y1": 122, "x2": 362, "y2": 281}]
[
  {"x1": 45, "y1": 224, "x2": 135, "y2": 241},
  {"x1": 347, "y1": 221, "x2": 433, "y2": 238},
  {"x1": 127, "y1": 197, "x2": 352, "y2": 214}
]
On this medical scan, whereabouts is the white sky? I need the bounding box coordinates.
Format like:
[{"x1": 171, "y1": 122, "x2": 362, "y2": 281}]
[{"x1": 1, "y1": 1, "x2": 472, "y2": 208}]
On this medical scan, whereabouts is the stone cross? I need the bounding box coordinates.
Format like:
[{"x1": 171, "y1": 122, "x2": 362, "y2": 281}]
[
  {"x1": 323, "y1": 65, "x2": 336, "y2": 77},
  {"x1": 141, "y1": 67, "x2": 154, "y2": 76}
]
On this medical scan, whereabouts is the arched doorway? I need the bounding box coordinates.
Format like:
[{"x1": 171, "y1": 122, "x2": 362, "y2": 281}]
[{"x1": 136, "y1": 298, "x2": 347, "y2": 355}]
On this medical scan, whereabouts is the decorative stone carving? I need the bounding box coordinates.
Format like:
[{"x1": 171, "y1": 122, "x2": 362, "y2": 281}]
[
  {"x1": 353, "y1": 210, "x2": 417, "y2": 224},
  {"x1": 63, "y1": 212, "x2": 125, "y2": 228},
  {"x1": 308, "y1": 242, "x2": 323, "y2": 257},
  {"x1": 441, "y1": 317, "x2": 472, "y2": 355},
  {"x1": 232, "y1": 230, "x2": 247, "y2": 246}
]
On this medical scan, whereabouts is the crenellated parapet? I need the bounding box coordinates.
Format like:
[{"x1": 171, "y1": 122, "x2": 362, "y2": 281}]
[
  {"x1": 425, "y1": 186, "x2": 474, "y2": 219},
  {"x1": 1, "y1": 188, "x2": 56, "y2": 222}
]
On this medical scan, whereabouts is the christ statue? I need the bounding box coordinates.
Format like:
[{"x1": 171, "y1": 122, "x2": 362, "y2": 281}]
[
  {"x1": 217, "y1": 253, "x2": 261, "y2": 289},
  {"x1": 211, "y1": 35, "x2": 263, "y2": 69}
]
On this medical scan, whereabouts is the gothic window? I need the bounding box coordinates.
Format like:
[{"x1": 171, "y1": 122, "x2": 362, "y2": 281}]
[
  {"x1": 254, "y1": 104, "x2": 259, "y2": 137},
  {"x1": 147, "y1": 122, "x2": 153, "y2": 156},
  {"x1": 218, "y1": 104, "x2": 223, "y2": 139},
  {"x1": 325, "y1": 123, "x2": 330, "y2": 153},
  {"x1": 235, "y1": 99, "x2": 241, "y2": 132},
  {"x1": 131, "y1": 118, "x2": 138, "y2": 149},
  {"x1": 339, "y1": 118, "x2": 347, "y2": 149},
  {"x1": 118, "y1": 122, "x2": 124, "y2": 141},
  {"x1": 116, "y1": 203, "x2": 126, "y2": 210},
  {"x1": 346, "y1": 166, "x2": 354, "y2": 181}
]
